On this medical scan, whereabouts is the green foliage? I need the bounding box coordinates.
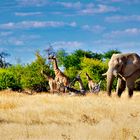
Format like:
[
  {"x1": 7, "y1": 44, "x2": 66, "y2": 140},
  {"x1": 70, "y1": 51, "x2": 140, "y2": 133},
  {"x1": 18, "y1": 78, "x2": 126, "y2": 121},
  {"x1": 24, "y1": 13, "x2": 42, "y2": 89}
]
[
  {"x1": 65, "y1": 67, "x2": 79, "y2": 81},
  {"x1": 0, "y1": 52, "x2": 11, "y2": 68},
  {"x1": 0, "y1": 49, "x2": 125, "y2": 92},
  {"x1": 103, "y1": 49, "x2": 121, "y2": 59},
  {"x1": 80, "y1": 57, "x2": 108, "y2": 90},
  {"x1": 0, "y1": 52, "x2": 51, "y2": 92},
  {"x1": 56, "y1": 49, "x2": 122, "y2": 91},
  {"x1": 56, "y1": 49, "x2": 68, "y2": 66},
  {"x1": 0, "y1": 69, "x2": 20, "y2": 90},
  {"x1": 7, "y1": 65, "x2": 24, "y2": 90},
  {"x1": 57, "y1": 49, "x2": 103, "y2": 70},
  {"x1": 20, "y1": 52, "x2": 50, "y2": 92}
]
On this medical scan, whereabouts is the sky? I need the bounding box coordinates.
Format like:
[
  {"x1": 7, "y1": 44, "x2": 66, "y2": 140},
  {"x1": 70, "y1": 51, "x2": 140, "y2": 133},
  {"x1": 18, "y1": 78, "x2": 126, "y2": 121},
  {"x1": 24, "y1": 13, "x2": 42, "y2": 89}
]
[{"x1": 0, "y1": 0, "x2": 140, "y2": 64}]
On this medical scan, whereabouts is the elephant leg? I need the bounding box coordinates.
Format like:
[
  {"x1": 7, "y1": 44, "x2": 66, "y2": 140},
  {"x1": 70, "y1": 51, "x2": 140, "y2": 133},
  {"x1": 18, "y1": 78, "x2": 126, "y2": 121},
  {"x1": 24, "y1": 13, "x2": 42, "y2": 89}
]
[
  {"x1": 126, "y1": 70, "x2": 140, "y2": 98},
  {"x1": 128, "y1": 88, "x2": 133, "y2": 98},
  {"x1": 116, "y1": 78, "x2": 126, "y2": 97},
  {"x1": 126, "y1": 80, "x2": 134, "y2": 98}
]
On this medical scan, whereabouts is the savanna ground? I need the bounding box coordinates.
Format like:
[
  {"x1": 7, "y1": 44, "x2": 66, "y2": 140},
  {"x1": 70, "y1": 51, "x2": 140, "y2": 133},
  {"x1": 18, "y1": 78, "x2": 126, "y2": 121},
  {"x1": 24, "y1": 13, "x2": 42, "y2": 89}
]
[{"x1": 0, "y1": 90, "x2": 140, "y2": 140}]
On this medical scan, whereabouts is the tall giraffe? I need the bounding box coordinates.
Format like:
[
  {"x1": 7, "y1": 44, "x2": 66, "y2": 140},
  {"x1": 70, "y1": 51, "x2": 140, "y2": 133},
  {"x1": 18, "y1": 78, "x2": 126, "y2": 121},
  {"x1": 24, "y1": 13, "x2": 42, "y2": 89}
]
[
  {"x1": 41, "y1": 70, "x2": 57, "y2": 94},
  {"x1": 86, "y1": 73, "x2": 96, "y2": 92},
  {"x1": 48, "y1": 55, "x2": 69, "y2": 93}
]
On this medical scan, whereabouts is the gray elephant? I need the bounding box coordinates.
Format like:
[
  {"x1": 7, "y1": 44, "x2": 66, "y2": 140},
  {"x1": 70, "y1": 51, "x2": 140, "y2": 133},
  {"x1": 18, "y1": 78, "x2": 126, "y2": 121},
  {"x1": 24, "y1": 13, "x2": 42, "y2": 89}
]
[{"x1": 103, "y1": 53, "x2": 140, "y2": 97}]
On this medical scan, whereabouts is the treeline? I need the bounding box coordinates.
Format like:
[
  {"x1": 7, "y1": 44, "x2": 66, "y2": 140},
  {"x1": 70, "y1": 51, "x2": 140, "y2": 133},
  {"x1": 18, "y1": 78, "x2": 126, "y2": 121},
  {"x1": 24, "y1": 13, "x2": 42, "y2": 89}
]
[
  {"x1": 0, "y1": 49, "x2": 124, "y2": 92},
  {"x1": 0, "y1": 49, "x2": 120, "y2": 92}
]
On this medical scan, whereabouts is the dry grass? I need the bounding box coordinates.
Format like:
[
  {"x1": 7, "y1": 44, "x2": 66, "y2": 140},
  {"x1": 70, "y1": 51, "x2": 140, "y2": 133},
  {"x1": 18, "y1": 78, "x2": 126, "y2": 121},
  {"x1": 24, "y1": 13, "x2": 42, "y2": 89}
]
[{"x1": 0, "y1": 90, "x2": 140, "y2": 140}]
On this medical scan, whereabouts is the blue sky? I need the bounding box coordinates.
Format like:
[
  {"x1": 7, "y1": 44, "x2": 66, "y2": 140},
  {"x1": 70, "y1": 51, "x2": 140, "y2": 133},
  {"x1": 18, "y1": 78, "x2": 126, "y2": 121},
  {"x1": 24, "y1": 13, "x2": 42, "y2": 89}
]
[{"x1": 0, "y1": 0, "x2": 140, "y2": 64}]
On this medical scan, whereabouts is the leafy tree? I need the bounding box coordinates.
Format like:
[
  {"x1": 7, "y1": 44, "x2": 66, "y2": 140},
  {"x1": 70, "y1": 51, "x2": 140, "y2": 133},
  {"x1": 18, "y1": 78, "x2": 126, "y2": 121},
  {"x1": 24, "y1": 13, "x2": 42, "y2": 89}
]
[
  {"x1": 20, "y1": 52, "x2": 50, "y2": 92},
  {"x1": 0, "y1": 48, "x2": 125, "y2": 92},
  {"x1": 56, "y1": 49, "x2": 68, "y2": 66},
  {"x1": 0, "y1": 52, "x2": 11, "y2": 68},
  {"x1": 103, "y1": 49, "x2": 121, "y2": 59},
  {"x1": 80, "y1": 57, "x2": 108, "y2": 90},
  {"x1": 0, "y1": 69, "x2": 21, "y2": 90},
  {"x1": 7, "y1": 65, "x2": 24, "y2": 90},
  {"x1": 56, "y1": 49, "x2": 105, "y2": 71}
]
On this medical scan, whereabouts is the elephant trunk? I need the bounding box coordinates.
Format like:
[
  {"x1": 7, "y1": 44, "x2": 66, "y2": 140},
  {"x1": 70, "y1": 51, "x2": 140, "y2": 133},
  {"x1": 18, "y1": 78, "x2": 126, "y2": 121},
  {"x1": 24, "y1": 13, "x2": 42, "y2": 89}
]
[{"x1": 107, "y1": 71, "x2": 114, "y2": 96}]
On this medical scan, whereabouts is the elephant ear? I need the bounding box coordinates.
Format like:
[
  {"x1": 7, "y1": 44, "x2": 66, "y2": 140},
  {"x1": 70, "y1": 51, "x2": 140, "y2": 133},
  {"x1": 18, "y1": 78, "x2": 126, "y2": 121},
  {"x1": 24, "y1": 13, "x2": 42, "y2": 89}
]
[{"x1": 122, "y1": 54, "x2": 140, "y2": 77}]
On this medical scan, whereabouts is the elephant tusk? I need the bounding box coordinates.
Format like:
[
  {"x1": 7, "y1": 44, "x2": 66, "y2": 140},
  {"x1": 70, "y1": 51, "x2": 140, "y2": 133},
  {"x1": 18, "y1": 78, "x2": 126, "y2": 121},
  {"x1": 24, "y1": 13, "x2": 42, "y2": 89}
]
[
  {"x1": 102, "y1": 72, "x2": 107, "y2": 76},
  {"x1": 118, "y1": 73, "x2": 126, "y2": 81}
]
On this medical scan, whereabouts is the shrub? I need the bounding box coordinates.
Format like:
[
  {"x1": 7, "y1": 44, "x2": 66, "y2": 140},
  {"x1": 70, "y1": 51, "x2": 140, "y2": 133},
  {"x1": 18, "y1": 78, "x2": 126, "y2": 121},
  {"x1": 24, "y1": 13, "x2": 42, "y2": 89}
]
[
  {"x1": 80, "y1": 57, "x2": 108, "y2": 90},
  {"x1": 0, "y1": 69, "x2": 21, "y2": 90},
  {"x1": 20, "y1": 52, "x2": 50, "y2": 92},
  {"x1": 20, "y1": 62, "x2": 49, "y2": 92}
]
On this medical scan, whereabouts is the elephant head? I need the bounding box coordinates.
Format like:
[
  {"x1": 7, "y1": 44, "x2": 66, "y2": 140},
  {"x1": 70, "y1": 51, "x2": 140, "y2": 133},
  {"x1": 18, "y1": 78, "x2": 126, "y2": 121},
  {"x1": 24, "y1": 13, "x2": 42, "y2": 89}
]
[{"x1": 103, "y1": 53, "x2": 140, "y2": 96}]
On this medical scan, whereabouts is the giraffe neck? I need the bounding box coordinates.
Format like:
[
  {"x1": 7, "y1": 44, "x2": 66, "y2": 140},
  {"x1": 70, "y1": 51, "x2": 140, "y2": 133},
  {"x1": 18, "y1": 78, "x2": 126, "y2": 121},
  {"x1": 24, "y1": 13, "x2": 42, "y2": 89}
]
[
  {"x1": 52, "y1": 58, "x2": 61, "y2": 75},
  {"x1": 86, "y1": 74, "x2": 92, "y2": 81},
  {"x1": 53, "y1": 58, "x2": 58, "y2": 69}
]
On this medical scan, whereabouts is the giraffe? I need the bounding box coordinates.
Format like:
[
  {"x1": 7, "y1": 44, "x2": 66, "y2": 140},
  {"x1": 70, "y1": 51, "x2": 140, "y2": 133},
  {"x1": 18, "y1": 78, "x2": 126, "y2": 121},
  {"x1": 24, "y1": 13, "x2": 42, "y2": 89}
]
[
  {"x1": 92, "y1": 81, "x2": 101, "y2": 93},
  {"x1": 48, "y1": 55, "x2": 69, "y2": 93},
  {"x1": 85, "y1": 73, "x2": 97, "y2": 93},
  {"x1": 41, "y1": 70, "x2": 57, "y2": 94}
]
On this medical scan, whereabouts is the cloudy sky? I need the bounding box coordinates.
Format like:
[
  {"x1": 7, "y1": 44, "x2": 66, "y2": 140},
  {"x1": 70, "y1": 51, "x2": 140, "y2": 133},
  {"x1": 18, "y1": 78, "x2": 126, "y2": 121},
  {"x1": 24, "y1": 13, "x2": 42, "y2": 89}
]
[{"x1": 0, "y1": 0, "x2": 140, "y2": 64}]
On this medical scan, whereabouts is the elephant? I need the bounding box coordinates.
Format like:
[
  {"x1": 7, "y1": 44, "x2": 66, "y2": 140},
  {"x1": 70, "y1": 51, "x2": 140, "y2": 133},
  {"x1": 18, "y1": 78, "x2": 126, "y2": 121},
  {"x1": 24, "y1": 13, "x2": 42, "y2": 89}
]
[{"x1": 103, "y1": 53, "x2": 140, "y2": 97}]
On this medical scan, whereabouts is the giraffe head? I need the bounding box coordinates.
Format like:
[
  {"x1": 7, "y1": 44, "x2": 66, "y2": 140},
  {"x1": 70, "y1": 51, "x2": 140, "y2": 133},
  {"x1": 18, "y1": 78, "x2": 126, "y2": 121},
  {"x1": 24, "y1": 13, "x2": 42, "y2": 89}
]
[{"x1": 48, "y1": 55, "x2": 56, "y2": 60}]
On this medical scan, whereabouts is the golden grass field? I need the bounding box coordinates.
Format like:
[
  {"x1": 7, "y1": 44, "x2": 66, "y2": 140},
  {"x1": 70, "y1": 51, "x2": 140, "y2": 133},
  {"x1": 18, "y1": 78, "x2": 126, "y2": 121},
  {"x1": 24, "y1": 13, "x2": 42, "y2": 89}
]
[{"x1": 0, "y1": 90, "x2": 140, "y2": 140}]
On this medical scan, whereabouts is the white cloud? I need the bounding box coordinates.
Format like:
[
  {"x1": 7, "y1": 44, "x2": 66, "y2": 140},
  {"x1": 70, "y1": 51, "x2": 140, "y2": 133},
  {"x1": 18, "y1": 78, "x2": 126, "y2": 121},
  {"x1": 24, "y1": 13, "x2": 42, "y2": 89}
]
[
  {"x1": 70, "y1": 22, "x2": 77, "y2": 27},
  {"x1": 0, "y1": 31, "x2": 12, "y2": 36},
  {"x1": 91, "y1": 39, "x2": 140, "y2": 54},
  {"x1": 51, "y1": 2, "x2": 118, "y2": 16},
  {"x1": 96, "y1": 0, "x2": 140, "y2": 4},
  {"x1": 82, "y1": 25, "x2": 105, "y2": 33},
  {"x1": 11, "y1": 39, "x2": 24, "y2": 46},
  {"x1": 0, "y1": 38, "x2": 24, "y2": 46},
  {"x1": 15, "y1": 12, "x2": 42, "y2": 16},
  {"x1": 0, "y1": 21, "x2": 77, "y2": 29},
  {"x1": 97, "y1": 4, "x2": 117, "y2": 13},
  {"x1": 105, "y1": 15, "x2": 140, "y2": 22},
  {"x1": 78, "y1": 4, "x2": 118, "y2": 15},
  {"x1": 0, "y1": 34, "x2": 41, "y2": 46},
  {"x1": 52, "y1": 41, "x2": 83, "y2": 50},
  {"x1": 56, "y1": 2, "x2": 82, "y2": 9},
  {"x1": 104, "y1": 28, "x2": 140, "y2": 38},
  {"x1": 16, "y1": 0, "x2": 48, "y2": 7}
]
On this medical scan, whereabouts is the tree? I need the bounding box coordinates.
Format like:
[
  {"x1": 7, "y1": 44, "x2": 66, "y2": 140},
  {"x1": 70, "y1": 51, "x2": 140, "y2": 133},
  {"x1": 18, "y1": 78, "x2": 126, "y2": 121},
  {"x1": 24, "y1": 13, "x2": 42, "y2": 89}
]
[
  {"x1": 80, "y1": 57, "x2": 108, "y2": 90},
  {"x1": 103, "y1": 49, "x2": 121, "y2": 59},
  {"x1": 0, "y1": 52, "x2": 11, "y2": 68},
  {"x1": 20, "y1": 51, "x2": 50, "y2": 92},
  {"x1": 56, "y1": 49, "x2": 68, "y2": 66},
  {"x1": 56, "y1": 49, "x2": 102, "y2": 70}
]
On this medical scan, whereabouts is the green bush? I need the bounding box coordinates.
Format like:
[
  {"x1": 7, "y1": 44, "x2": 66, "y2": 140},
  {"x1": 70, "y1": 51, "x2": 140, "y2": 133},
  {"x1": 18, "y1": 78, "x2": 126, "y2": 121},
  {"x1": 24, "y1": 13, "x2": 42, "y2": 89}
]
[
  {"x1": 80, "y1": 58, "x2": 106, "y2": 90},
  {"x1": 0, "y1": 69, "x2": 21, "y2": 90},
  {"x1": 20, "y1": 62, "x2": 48, "y2": 92},
  {"x1": 0, "y1": 52, "x2": 51, "y2": 92},
  {"x1": 20, "y1": 52, "x2": 50, "y2": 92}
]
